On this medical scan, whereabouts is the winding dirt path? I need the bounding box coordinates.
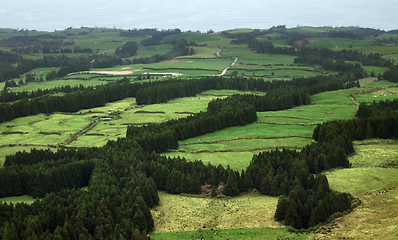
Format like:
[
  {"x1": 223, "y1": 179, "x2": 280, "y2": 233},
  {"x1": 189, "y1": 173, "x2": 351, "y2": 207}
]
[
  {"x1": 57, "y1": 118, "x2": 101, "y2": 146},
  {"x1": 216, "y1": 48, "x2": 238, "y2": 76}
]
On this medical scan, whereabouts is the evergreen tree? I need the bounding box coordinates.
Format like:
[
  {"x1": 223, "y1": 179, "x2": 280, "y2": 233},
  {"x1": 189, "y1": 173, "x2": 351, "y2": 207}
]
[{"x1": 223, "y1": 171, "x2": 239, "y2": 196}]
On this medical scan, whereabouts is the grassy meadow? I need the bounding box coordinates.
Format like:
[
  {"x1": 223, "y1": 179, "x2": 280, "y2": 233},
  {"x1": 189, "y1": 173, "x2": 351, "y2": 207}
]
[
  {"x1": 151, "y1": 227, "x2": 310, "y2": 240},
  {"x1": 0, "y1": 195, "x2": 36, "y2": 205},
  {"x1": 162, "y1": 85, "x2": 362, "y2": 170},
  {"x1": 320, "y1": 139, "x2": 398, "y2": 240},
  {"x1": 150, "y1": 191, "x2": 310, "y2": 239}
]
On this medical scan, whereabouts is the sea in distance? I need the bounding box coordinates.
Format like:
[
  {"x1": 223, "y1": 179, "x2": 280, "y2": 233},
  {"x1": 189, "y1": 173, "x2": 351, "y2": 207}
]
[{"x1": 0, "y1": 0, "x2": 397, "y2": 31}]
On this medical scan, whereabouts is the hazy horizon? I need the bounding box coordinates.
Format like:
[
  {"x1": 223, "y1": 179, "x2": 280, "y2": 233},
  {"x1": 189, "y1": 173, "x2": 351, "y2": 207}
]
[{"x1": 0, "y1": 0, "x2": 397, "y2": 32}]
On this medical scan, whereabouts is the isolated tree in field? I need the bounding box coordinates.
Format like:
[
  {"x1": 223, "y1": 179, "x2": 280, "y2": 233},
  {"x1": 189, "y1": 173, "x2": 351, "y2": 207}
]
[{"x1": 223, "y1": 170, "x2": 239, "y2": 196}]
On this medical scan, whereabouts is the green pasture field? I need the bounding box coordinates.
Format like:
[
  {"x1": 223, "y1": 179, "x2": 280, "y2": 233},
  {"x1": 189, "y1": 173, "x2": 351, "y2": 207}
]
[
  {"x1": 355, "y1": 87, "x2": 398, "y2": 102},
  {"x1": 70, "y1": 90, "x2": 256, "y2": 147},
  {"x1": 0, "y1": 89, "x2": 258, "y2": 150},
  {"x1": 177, "y1": 137, "x2": 310, "y2": 153},
  {"x1": 256, "y1": 37, "x2": 290, "y2": 48},
  {"x1": 136, "y1": 44, "x2": 172, "y2": 58},
  {"x1": 203, "y1": 35, "x2": 237, "y2": 49},
  {"x1": 162, "y1": 32, "x2": 217, "y2": 43},
  {"x1": 348, "y1": 139, "x2": 398, "y2": 168},
  {"x1": 200, "y1": 89, "x2": 267, "y2": 96},
  {"x1": 0, "y1": 113, "x2": 91, "y2": 146},
  {"x1": 314, "y1": 138, "x2": 398, "y2": 240},
  {"x1": 164, "y1": 152, "x2": 258, "y2": 171},
  {"x1": 224, "y1": 29, "x2": 254, "y2": 34},
  {"x1": 9, "y1": 79, "x2": 108, "y2": 92},
  {"x1": 362, "y1": 65, "x2": 388, "y2": 76},
  {"x1": 142, "y1": 68, "x2": 220, "y2": 76},
  {"x1": 178, "y1": 46, "x2": 218, "y2": 58},
  {"x1": 327, "y1": 167, "x2": 398, "y2": 195},
  {"x1": 162, "y1": 86, "x2": 361, "y2": 170},
  {"x1": 178, "y1": 124, "x2": 314, "y2": 145},
  {"x1": 29, "y1": 67, "x2": 61, "y2": 78},
  {"x1": 311, "y1": 88, "x2": 357, "y2": 105},
  {"x1": 287, "y1": 26, "x2": 334, "y2": 34},
  {"x1": 344, "y1": 61, "x2": 388, "y2": 76},
  {"x1": 354, "y1": 45, "x2": 398, "y2": 61},
  {"x1": 230, "y1": 69, "x2": 320, "y2": 79},
  {"x1": 365, "y1": 79, "x2": 398, "y2": 88},
  {"x1": 68, "y1": 31, "x2": 147, "y2": 55},
  {"x1": 150, "y1": 191, "x2": 310, "y2": 239},
  {"x1": 143, "y1": 58, "x2": 233, "y2": 71},
  {"x1": 151, "y1": 191, "x2": 283, "y2": 232},
  {"x1": 151, "y1": 227, "x2": 310, "y2": 240},
  {"x1": 313, "y1": 175, "x2": 398, "y2": 240},
  {"x1": 308, "y1": 37, "x2": 374, "y2": 50},
  {"x1": 165, "y1": 138, "x2": 310, "y2": 170},
  {"x1": 162, "y1": 123, "x2": 313, "y2": 170},
  {"x1": 258, "y1": 104, "x2": 355, "y2": 124},
  {"x1": 222, "y1": 47, "x2": 296, "y2": 65},
  {"x1": 0, "y1": 195, "x2": 36, "y2": 205}
]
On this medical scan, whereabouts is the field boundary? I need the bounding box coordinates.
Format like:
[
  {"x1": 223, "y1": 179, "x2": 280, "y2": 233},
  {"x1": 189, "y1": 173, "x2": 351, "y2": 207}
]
[
  {"x1": 174, "y1": 146, "x2": 303, "y2": 154},
  {"x1": 180, "y1": 136, "x2": 312, "y2": 146}
]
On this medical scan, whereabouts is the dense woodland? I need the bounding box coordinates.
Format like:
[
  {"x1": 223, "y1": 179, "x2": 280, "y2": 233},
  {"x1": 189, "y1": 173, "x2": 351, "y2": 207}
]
[{"x1": 0, "y1": 26, "x2": 397, "y2": 238}]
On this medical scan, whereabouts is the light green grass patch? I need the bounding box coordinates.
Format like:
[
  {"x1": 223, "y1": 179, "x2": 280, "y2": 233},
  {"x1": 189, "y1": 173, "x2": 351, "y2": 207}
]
[
  {"x1": 309, "y1": 38, "x2": 374, "y2": 50},
  {"x1": 151, "y1": 227, "x2": 310, "y2": 240},
  {"x1": 10, "y1": 79, "x2": 107, "y2": 92},
  {"x1": 162, "y1": 152, "x2": 256, "y2": 171},
  {"x1": 354, "y1": 45, "x2": 398, "y2": 61},
  {"x1": 180, "y1": 124, "x2": 314, "y2": 145},
  {"x1": 258, "y1": 103, "x2": 355, "y2": 124},
  {"x1": 163, "y1": 32, "x2": 216, "y2": 43},
  {"x1": 222, "y1": 47, "x2": 296, "y2": 65},
  {"x1": 0, "y1": 195, "x2": 36, "y2": 205},
  {"x1": 178, "y1": 46, "x2": 218, "y2": 58},
  {"x1": 144, "y1": 58, "x2": 232, "y2": 71},
  {"x1": 311, "y1": 88, "x2": 359, "y2": 105},
  {"x1": 200, "y1": 89, "x2": 266, "y2": 96},
  {"x1": 362, "y1": 65, "x2": 388, "y2": 76},
  {"x1": 0, "y1": 113, "x2": 91, "y2": 146},
  {"x1": 79, "y1": 97, "x2": 136, "y2": 114},
  {"x1": 366, "y1": 80, "x2": 398, "y2": 88},
  {"x1": 326, "y1": 167, "x2": 398, "y2": 195},
  {"x1": 151, "y1": 191, "x2": 283, "y2": 233},
  {"x1": 72, "y1": 90, "x2": 252, "y2": 147},
  {"x1": 162, "y1": 123, "x2": 313, "y2": 170},
  {"x1": 349, "y1": 139, "x2": 398, "y2": 168},
  {"x1": 287, "y1": 26, "x2": 334, "y2": 34},
  {"x1": 178, "y1": 138, "x2": 310, "y2": 153},
  {"x1": 356, "y1": 87, "x2": 398, "y2": 102}
]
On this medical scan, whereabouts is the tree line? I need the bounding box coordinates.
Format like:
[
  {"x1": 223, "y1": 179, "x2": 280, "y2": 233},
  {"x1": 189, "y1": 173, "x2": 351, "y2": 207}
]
[
  {"x1": 1, "y1": 84, "x2": 90, "y2": 103},
  {"x1": 0, "y1": 68, "x2": 361, "y2": 123}
]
